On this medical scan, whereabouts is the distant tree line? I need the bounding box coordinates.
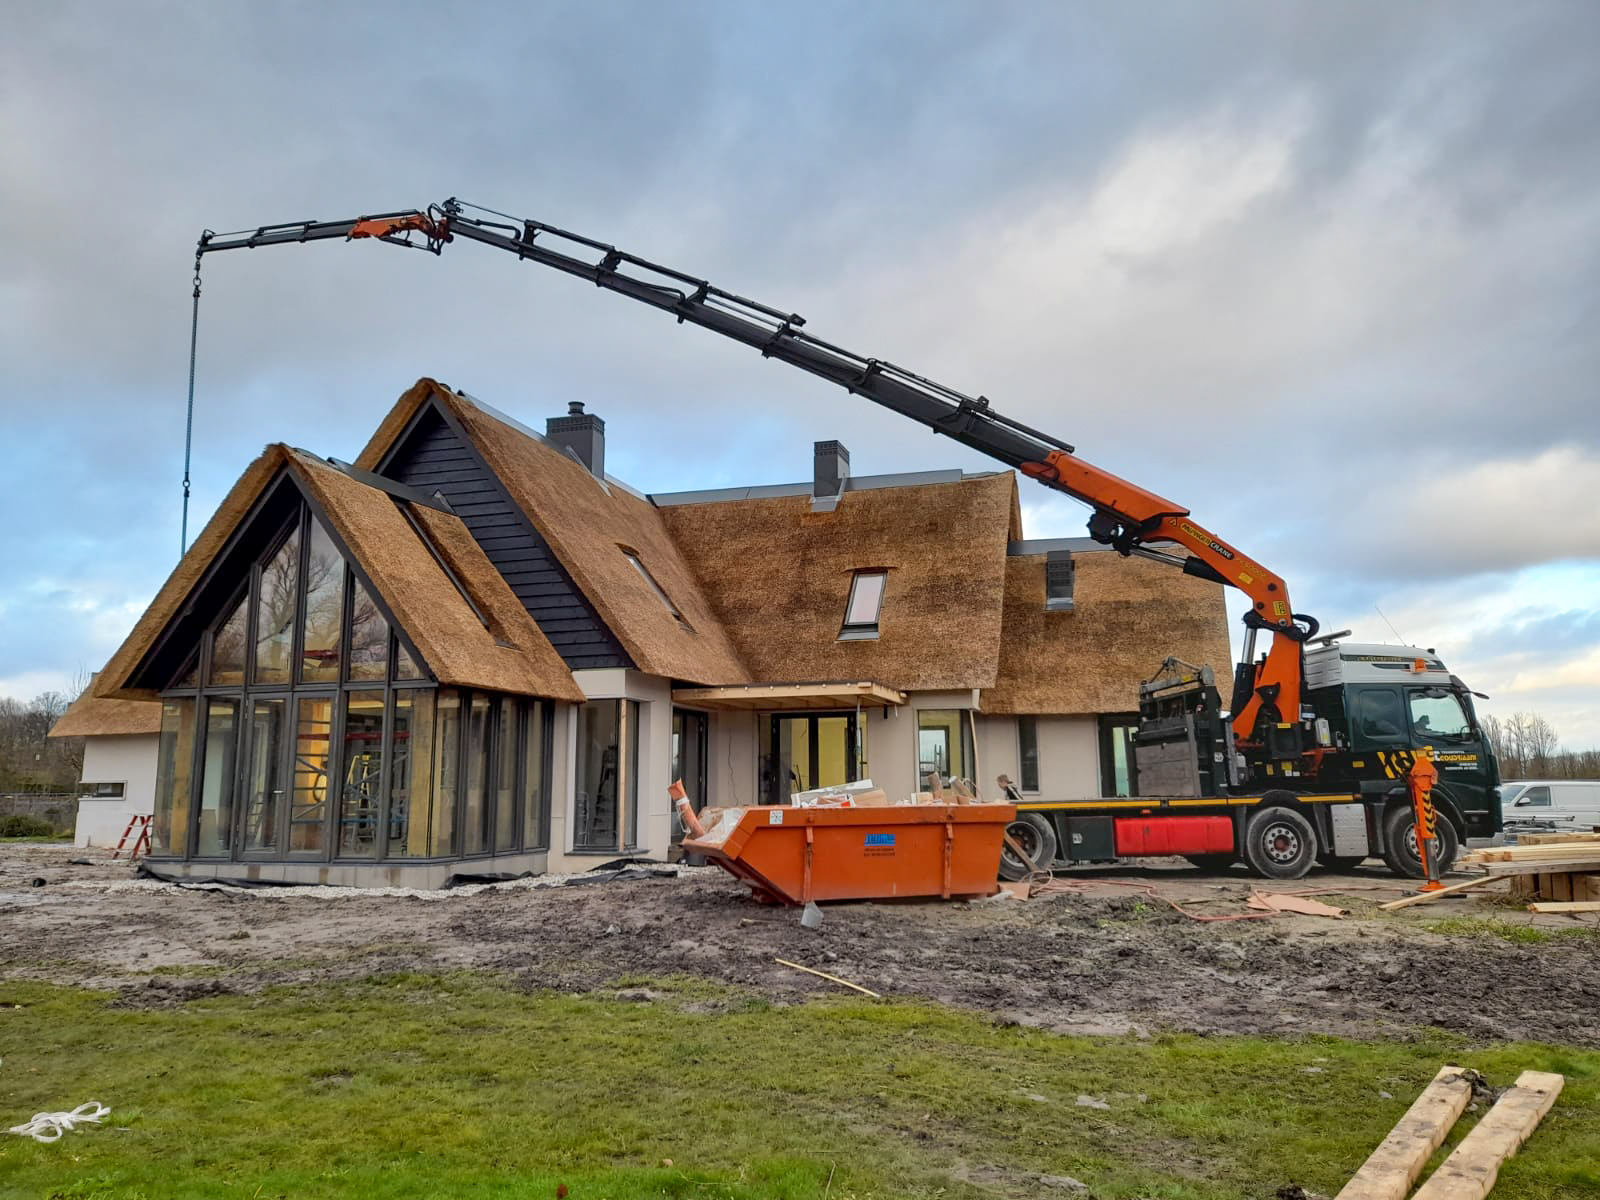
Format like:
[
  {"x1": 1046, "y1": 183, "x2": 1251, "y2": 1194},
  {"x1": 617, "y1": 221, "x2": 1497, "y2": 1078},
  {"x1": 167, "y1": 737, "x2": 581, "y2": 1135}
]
[
  {"x1": 1480, "y1": 711, "x2": 1600, "y2": 780},
  {"x1": 0, "y1": 692, "x2": 83, "y2": 793}
]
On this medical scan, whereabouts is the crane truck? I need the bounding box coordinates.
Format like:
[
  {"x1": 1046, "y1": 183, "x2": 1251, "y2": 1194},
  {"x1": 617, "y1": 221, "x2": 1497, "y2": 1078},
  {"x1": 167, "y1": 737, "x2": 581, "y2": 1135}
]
[{"x1": 191, "y1": 198, "x2": 1502, "y2": 881}]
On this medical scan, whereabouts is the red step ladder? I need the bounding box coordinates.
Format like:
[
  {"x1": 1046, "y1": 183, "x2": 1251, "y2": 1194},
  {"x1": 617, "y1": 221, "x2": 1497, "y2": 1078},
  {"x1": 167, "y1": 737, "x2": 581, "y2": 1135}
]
[{"x1": 111, "y1": 814, "x2": 151, "y2": 860}]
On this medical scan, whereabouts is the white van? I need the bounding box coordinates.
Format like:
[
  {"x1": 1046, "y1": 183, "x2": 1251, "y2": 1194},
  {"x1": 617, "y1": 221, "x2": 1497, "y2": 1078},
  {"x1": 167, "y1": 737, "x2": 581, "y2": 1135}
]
[{"x1": 1501, "y1": 781, "x2": 1600, "y2": 833}]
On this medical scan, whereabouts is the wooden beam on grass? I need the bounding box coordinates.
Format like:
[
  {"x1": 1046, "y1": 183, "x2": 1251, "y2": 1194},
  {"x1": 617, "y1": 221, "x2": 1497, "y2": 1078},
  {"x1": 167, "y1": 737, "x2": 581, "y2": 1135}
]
[
  {"x1": 1410, "y1": 1071, "x2": 1565, "y2": 1200},
  {"x1": 1378, "y1": 875, "x2": 1504, "y2": 911},
  {"x1": 1334, "y1": 1066, "x2": 1475, "y2": 1200},
  {"x1": 1526, "y1": 900, "x2": 1600, "y2": 914}
]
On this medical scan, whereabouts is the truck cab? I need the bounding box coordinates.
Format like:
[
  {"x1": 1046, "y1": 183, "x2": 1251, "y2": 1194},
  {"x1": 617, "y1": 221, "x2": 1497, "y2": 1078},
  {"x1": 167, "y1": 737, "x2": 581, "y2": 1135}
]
[{"x1": 1302, "y1": 642, "x2": 1501, "y2": 841}]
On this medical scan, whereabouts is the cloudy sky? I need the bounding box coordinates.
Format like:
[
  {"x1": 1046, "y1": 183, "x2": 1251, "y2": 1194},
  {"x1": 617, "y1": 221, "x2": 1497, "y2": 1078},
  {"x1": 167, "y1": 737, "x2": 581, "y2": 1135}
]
[{"x1": 4, "y1": 2, "x2": 1597, "y2": 747}]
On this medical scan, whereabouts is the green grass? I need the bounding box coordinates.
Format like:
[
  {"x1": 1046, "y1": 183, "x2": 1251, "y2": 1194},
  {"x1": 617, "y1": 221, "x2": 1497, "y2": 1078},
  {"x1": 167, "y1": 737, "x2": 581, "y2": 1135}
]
[
  {"x1": 0, "y1": 974, "x2": 1595, "y2": 1199},
  {"x1": 1422, "y1": 915, "x2": 1599, "y2": 944}
]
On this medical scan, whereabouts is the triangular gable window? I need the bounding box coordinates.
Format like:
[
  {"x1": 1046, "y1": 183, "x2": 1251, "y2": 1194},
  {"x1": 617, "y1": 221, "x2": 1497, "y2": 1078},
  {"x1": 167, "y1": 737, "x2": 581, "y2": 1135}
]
[{"x1": 147, "y1": 477, "x2": 431, "y2": 692}]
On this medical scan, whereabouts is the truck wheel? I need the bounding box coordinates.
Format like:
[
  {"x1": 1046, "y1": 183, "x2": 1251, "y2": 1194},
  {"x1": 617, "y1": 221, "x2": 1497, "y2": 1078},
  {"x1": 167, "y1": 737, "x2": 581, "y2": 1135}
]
[
  {"x1": 999, "y1": 813, "x2": 1058, "y2": 881},
  {"x1": 1184, "y1": 854, "x2": 1237, "y2": 872},
  {"x1": 1380, "y1": 806, "x2": 1460, "y2": 879},
  {"x1": 1242, "y1": 807, "x2": 1317, "y2": 880}
]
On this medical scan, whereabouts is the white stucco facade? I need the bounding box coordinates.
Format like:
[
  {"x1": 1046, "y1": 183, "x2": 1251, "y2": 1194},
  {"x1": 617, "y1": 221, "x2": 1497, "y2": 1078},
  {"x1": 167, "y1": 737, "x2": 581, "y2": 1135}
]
[{"x1": 74, "y1": 734, "x2": 159, "y2": 848}]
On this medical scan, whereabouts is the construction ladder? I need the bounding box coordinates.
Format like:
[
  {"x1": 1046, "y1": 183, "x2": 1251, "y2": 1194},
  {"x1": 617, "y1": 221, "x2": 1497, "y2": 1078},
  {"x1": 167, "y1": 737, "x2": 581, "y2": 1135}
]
[{"x1": 110, "y1": 814, "x2": 151, "y2": 861}]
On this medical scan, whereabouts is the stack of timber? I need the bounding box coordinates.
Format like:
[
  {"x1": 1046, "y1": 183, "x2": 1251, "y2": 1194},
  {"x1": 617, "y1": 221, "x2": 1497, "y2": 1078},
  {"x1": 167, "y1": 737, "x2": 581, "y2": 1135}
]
[
  {"x1": 1336, "y1": 1066, "x2": 1564, "y2": 1200},
  {"x1": 1463, "y1": 833, "x2": 1600, "y2": 913}
]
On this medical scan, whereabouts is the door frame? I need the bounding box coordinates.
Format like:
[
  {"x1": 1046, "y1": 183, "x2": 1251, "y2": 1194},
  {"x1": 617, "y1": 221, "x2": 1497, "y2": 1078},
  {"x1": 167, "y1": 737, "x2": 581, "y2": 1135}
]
[{"x1": 767, "y1": 711, "x2": 860, "y2": 805}]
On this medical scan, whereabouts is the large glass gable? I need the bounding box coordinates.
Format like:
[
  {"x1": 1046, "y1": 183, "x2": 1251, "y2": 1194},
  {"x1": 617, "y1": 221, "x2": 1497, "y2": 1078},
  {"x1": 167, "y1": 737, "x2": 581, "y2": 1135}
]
[{"x1": 150, "y1": 493, "x2": 552, "y2": 867}]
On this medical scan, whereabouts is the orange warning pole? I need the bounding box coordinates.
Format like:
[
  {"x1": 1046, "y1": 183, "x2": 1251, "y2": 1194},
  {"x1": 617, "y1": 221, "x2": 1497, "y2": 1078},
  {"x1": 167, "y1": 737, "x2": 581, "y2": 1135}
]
[{"x1": 1408, "y1": 749, "x2": 1443, "y2": 893}]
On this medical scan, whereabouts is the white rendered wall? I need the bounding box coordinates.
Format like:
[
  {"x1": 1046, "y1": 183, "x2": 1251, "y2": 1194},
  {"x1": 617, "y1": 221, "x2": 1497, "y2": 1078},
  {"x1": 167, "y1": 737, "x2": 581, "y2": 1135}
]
[
  {"x1": 1036, "y1": 716, "x2": 1101, "y2": 799},
  {"x1": 546, "y1": 670, "x2": 672, "y2": 873},
  {"x1": 74, "y1": 734, "x2": 159, "y2": 849}
]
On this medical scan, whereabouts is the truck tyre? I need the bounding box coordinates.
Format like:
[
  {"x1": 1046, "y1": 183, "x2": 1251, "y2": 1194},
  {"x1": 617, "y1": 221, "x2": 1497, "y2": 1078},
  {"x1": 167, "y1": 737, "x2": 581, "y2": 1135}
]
[
  {"x1": 1242, "y1": 806, "x2": 1317, "y2": 880},
  {"x1": 1380, "y1": 806, "x2": 1460, "y2": 879},
  {"x1": 1184, "y1": 854, "x2": 1237, "y2": 872},
  {"x1": 999, "y1": 813, "x2": 1058, "y2": 881}
]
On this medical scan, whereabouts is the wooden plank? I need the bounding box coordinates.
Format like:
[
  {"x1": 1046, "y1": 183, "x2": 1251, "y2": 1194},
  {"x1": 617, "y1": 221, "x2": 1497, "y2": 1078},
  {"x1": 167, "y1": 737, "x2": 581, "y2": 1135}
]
[
  {"x1": 1378, "y1": 875, "x2": 1505, "y2": 910},
  {"x1": 1526, "y1": 900, "x2": 1600, "y2": 913},
  {"x1": 1514, "y1": 831, "x2": 1600, "y2": 845},
  {"x1": 1511, "y1": 875, "x2": 1533, "y2": 899},
  {"x1": 1581, "y1": 874, "x2": 1600, "y2": 902},
  {"x1": 1410, "y1": 1071, "x2": 1564, "y2": 1200},
  {"x1": 1334, "y1": 1066, "x2": 1475, "y2": 1200},
  {"x1": 1554, "y1": 874, "x2": 1574, "y2": 902},
  {"x1": 1479, "y1": 860, "x2": 1600, "y2": 877}
]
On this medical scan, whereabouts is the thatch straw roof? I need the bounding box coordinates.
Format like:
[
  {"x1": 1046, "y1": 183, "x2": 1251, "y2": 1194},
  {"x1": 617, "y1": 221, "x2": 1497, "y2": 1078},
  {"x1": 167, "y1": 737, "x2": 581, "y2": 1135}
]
[
  {"x1": 356, "y1": 381, "x2": 750, "y2": 686},
  {"x1": 49, "y1": 678, "x2": 161, "y2": 738},
  {"x1": 95, "y1": 444, "x2": 582, "y2": 703},
  {"x1": 980, "y1": 551, "x2": 1232, "y2": 714},
  {"x1": 657, "y1": 473, "x2": 1021, "y2": 692}
]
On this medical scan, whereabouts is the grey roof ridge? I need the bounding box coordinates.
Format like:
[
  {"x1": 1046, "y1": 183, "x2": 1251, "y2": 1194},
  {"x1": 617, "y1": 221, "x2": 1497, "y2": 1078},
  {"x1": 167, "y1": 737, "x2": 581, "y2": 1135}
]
[{"x1": 651, "y1": 467, "x2": 1007, "y2": 507}]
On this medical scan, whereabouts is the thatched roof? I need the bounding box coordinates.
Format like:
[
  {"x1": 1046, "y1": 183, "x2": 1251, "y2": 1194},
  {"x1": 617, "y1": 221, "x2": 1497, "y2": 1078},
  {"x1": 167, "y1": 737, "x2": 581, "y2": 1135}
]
[
  {"x1": 49, "y1": 678, "x2": 161, "y2": 739},
  {"x1": 95, "y1": 444, "x2": 582, "y2": 703},
  {"x1": 657, "y1": 473, "x2": 1021, "y2": 692},
  {"x1": 355, "y1": 380, "x2": 749, "y2": 686},
  {"x1": 980, "y1": 551, "x2": 1232, "y2": 714}
]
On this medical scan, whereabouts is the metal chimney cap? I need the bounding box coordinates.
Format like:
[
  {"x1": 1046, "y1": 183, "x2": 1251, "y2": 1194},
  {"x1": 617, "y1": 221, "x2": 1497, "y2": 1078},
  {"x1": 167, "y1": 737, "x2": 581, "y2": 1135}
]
[{"x1": 568, "y1": 401, "x2": 586, "y2": 415}]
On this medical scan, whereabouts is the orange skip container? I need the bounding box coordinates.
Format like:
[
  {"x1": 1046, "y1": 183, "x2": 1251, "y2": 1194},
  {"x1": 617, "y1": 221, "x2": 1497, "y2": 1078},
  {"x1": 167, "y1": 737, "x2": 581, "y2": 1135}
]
[{"x1": 683, "y1": 803, "x2": 1016, "y2": 905}]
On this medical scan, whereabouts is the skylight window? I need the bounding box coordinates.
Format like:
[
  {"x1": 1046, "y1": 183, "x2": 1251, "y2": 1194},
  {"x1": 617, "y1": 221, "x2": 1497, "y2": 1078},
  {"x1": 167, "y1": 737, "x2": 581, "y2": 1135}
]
[
  {"x1": 840, "y1": 569, "x2": 887, "y2": 640},
  {"x1": 624, "y1": 549, "x2": 693, "y2": 632}
]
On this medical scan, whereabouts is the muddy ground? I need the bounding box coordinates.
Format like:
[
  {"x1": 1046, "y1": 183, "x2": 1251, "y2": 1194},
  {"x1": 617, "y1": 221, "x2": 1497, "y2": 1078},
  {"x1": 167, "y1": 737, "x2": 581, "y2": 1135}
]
[{"x1": 3, "y1": 842, "x2": 1597, "y2": 1045}]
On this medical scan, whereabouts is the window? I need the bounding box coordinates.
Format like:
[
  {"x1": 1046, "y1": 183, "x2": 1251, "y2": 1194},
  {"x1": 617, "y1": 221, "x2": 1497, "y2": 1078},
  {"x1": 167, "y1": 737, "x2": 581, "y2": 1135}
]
[
  {"x1": 495, "y1": 699, "x2": 517, "y2": 853},
  {"x1": 151, "y1": 699, "x2": 196, "y2": 856},
  {"x1": 79, "y1": 782, "x2": 125, "y2": 799},
  {"x1": 431, "y1": 690, "x2": 462, "y2": 856},
  {"x1": 195, "y1": 698, "x2": 240, "y2": 857},
  {"x1": 840, "y1": 570, "x2": 887, "y2": 640},
  {"x1": 575, "y1": 699, "x2": 641, "y2": 851},
  {"x1": 387, "y1": 690, "x2": 436, "y2": 858},
  {"x1": 1353, "y1": 688, "x2": 1406, "y2": 744},
  {"x1": 521, "y1": 700, "x2": 550, "y2": 851},
  {"x1": 337, "y1": 691, "x2": 385, "y2": 858},
  {"x1": 348, "y1": 578, "x2": 389, "y2": 682},
  {"x1": 254, "y1": 527, "x2": 300, "y2": 684},
  {"x1": 1098, "y1": 715, "x2": 1139, "y2": 797},
  {"x1": 1516, "y1": 786, "x2": 1552, "y2": 809},
  {"x1": 463, "y1": 693, "x2": 493, "y2": 855},
  {"x1": 768, "y1": 712, "x2": 862, "y2": 805},
  {"x1": 917, "y1": 709, "x2": 972, "y2": 788},
  {"x1": 290, "y1": 697, "x2": 333, "y2": 854},
  {"x1": 1407, "y1": 690, "x2": 1471, "y2": 739},
  {"x1": 623, "y1": 550, "x2": 692, "y2": 632},
  {"x1": 300, "y1": 519, "x2": 347, "y2": 682},
  {"x1": 242, "y1": 698, "x2": 287, "y2": 853},
  {"x1": 210, "y1": 595, "x2": 248, "y2": 687},
  {"x1": 1018, "y1": 716, "x2": 1040, "y2": 793}
]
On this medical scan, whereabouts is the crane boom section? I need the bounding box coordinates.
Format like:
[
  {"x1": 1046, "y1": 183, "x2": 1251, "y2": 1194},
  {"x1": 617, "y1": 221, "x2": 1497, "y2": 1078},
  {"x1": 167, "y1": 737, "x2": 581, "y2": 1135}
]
[{"x1": 194, "y1": 198, "x2": 1310, "y2": 741}]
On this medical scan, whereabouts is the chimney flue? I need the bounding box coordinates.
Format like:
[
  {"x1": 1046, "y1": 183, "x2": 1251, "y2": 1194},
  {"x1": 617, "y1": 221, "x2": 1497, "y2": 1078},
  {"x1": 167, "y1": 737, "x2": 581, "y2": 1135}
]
[
  {"x1": 813, "y1": 440, "x2": 850, "y2": 498},
  {"x1": 546, "y1": 403, "x2": 606, "y2": 478}
]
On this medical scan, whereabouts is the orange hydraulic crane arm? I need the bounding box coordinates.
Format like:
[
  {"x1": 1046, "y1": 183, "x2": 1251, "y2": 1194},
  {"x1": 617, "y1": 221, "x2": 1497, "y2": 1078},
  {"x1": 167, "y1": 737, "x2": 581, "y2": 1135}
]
[{"x1": 195, "y1": 197, "x2": 1317, "y2": 738}]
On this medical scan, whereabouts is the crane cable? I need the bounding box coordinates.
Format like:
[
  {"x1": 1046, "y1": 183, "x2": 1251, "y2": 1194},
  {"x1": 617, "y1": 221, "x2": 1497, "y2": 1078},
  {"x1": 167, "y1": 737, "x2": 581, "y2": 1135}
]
[{"x1": 181, "y1": 249, "x2": 202, "y2": 556}]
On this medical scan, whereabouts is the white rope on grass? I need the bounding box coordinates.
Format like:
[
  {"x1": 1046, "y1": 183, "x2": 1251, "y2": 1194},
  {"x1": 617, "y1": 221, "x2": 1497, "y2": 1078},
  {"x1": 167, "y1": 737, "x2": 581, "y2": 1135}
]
[
  {"x1": 0, "y1": 1059, "x2": 110, "y2": 1143},
  {"x1": 9, "y1": 1102, "x2": 110, "y2": 1143}
]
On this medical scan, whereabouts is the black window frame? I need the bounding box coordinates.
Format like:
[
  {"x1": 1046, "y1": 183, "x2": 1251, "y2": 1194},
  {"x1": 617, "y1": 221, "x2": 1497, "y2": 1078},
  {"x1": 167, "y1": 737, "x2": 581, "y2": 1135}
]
[{"x1": 1017, "y1": 715, "x2": 1040, "y2": 794}]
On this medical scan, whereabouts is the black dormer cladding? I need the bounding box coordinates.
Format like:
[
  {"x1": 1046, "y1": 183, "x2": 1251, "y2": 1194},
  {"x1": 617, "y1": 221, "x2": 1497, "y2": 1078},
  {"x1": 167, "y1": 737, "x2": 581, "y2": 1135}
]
[{"x1": 380, "y1": 402, "x2": 630, "y2": 670}]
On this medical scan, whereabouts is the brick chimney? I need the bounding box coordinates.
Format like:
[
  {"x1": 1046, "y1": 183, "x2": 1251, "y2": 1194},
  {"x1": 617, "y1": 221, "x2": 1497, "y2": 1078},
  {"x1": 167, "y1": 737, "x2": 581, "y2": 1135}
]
[{"x1": 546, "y1": 401, "x2": 605, "y2": 478}]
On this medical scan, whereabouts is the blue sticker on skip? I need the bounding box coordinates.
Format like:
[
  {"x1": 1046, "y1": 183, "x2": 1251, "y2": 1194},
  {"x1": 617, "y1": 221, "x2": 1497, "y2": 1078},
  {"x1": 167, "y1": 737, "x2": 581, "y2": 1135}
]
[{"x1": 865, "y1": 833, "x2": 896, "y2": 847}]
